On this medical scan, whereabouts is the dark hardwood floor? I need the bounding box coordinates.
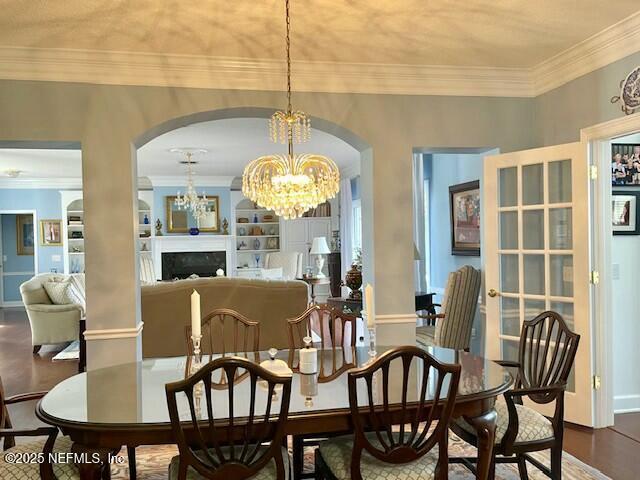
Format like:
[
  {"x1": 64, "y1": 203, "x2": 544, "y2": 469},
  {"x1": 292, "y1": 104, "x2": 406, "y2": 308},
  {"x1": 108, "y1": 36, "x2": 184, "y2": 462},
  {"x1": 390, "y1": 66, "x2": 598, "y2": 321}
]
[{"x1": 1, "y1": 306, "x2": 639, "y2": 478}]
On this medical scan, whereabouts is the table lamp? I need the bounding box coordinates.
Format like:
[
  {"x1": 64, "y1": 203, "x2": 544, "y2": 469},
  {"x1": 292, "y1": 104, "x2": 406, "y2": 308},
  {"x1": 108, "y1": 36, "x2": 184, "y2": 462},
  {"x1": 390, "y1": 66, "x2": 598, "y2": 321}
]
[{"x1": 310, "y1": 236, "x2": 331, "y2": 278}]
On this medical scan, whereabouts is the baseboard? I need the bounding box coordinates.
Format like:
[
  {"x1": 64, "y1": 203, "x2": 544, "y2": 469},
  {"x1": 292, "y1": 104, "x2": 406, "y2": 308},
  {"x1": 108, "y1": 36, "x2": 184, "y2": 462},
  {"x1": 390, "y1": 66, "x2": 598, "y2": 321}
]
[
  {"x1": 1, "y1": 301, "x2": 23, "y2": 307},
  {"x1": 613, "y1": 394, "x2": 640, "y2": 413}
]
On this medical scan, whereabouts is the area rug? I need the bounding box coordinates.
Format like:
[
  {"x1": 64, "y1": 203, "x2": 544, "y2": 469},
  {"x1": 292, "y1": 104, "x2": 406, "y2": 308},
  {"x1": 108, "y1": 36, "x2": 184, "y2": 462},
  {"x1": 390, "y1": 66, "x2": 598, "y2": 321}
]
[
  {"x1": 110, "y1": 433, "x2": 610, "y2": 479},
  {"x1": 52, "y1": 340, "x2": 79, "y2": 361}
]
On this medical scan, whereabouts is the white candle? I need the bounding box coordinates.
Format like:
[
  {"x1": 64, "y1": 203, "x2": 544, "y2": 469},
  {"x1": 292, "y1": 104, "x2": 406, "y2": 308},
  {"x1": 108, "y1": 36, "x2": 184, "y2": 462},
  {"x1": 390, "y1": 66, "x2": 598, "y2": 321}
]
[
  {"x1": 364, "y1": 283, "x2": 375, "y2": 328},
  {"x1": 191, "y1": 289, "x2": 201, "y2": 338}
]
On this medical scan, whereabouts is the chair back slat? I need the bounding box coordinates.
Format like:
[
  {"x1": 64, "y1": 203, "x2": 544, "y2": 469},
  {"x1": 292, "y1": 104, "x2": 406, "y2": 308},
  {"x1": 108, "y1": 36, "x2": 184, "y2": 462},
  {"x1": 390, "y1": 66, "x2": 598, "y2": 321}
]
[
  {"x1": 347, "y1": 346, "x2": 461, "y2": 480},
  {"x1": 287, "y1": 304, "x2": 357, "y2": 351},
  {"x1": 435, "y1": 265, "x2": 481, "y2": 350},
  {"x1": 165, "y1": 357, "x2": 292, "y2": 480},
  {"x1": 518, "y1": 311, "x2": 580, "y2": 402}
]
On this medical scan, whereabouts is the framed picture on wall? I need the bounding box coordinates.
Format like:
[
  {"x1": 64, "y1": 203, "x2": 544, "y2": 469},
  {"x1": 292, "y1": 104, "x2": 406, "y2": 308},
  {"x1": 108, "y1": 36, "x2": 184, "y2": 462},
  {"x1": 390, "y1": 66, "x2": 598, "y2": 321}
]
[
  {"x1": 165, "y1": 195, "x2": 220, "y2": 233},
  {"x1": 611, "y1": 143, "x2": 640, "y2": 186},
  {"x1": 39, "y1": 219, "x2": 63, "y2": 246},
  {"x1": 449, "y1": 180, "x2": 481, "y2": 256},
  {"x1": 16, "y1": 214, "x2": 34, "y2": 255},
  {"x1": 612, "y1": 190, "x2": 640, "y2": 234}
]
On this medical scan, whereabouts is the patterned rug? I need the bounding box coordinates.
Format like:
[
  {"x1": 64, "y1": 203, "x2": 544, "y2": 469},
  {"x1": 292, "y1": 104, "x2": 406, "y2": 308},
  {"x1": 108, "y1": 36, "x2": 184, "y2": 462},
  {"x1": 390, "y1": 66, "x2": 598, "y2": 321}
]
[{"x1": 110, "y1": 434, "x2": 610, "y2": 479}]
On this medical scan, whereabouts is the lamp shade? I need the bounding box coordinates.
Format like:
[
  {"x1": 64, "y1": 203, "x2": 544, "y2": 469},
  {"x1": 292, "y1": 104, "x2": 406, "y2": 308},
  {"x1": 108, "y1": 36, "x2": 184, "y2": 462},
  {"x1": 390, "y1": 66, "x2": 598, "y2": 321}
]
[{"x1": 310, "y1": 236, "x2": 331, "y2": 255}]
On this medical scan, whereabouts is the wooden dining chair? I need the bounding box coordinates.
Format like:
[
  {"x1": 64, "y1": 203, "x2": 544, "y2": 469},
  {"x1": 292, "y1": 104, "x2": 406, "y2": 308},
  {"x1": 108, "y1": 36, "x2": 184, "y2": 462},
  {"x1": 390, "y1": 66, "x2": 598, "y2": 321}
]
[
  {"x1": 0, "y1": 376, "x2": 78, "y2": 480},
  {"x1": 186, "y1": 308, "x2": 261, "y2": 356},
  {"x1": 451, "y1": 311, "x2": 580, "y2": 480},
  {"x1": 286, "y1": 304, "x2": 358, "y2": 479},
  {"x1": 165, "y1": 356, "x2": 293, "y2": 480},
  {"x1": 125, "y1": 309, "x2": 262, "y2": 480},
  {"x1": 315, "y1": 346, "x2": 461, "y2": 480},
  {"x1": 287, "y1": 304, "x2": 357, "y2": 353}
]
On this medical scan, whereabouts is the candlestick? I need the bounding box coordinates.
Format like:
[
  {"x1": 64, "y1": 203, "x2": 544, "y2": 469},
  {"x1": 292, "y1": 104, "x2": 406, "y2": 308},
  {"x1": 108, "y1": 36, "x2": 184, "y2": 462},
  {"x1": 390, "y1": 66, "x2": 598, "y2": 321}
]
[
  {"x1": 367, "y1": 326, "x2": 377, "y2": 357},
  {"x1": 191, "y1": 289, "x2": 201, "y2": 338},
  {"x1": 299, "y1": 336, "x2": 318, "y2": 374}
]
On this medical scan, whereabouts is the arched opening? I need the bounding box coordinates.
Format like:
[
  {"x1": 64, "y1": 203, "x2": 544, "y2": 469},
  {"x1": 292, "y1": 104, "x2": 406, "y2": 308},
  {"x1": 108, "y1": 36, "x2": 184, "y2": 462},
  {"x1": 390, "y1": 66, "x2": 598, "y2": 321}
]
[{"x1": 131, "y1": 107, "x2": 374, "y2": 357}]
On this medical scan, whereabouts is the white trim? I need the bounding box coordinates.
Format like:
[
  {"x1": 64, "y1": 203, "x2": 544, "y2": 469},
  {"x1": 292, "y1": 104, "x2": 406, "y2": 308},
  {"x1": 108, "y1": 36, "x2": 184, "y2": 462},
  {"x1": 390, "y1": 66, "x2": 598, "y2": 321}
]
[
  {"x1": 1, "y1": 271, "x2": 34, "y2": 276},
  {"x1": 83, "y1": 322, "x2": 144, "y2": 341},
  {"x1": 147, "y1": 175, "x2": 235, "y2": 188},
  {"x1": 533, "y1": 11, "x2": 640, "y2": 95},
  {"x1": 0, "y1": 178, "x2": 82, "y2": 189},
  {"x1": 580, "y1": 111, "x2": 640, "y2": 429},
  {"x1": 1, "y1": 12, "x2": 640, "y2": 98},
  {"x1": 0, "y1": 46, "x2": 532, "y2": 97},
  {"x1": 613, "y1": 394, "x2": 640, "y2": 414},
  {"x1": 375, "y1": 313, "x2": 417, "y2": 324},
  {"x1": 0, "y1": 209, "x2": 38, "y2": 277},
  {"x1": 340, "y1": 163, "x2": 361, "y2": 180},
  {"x1": 0, "y1": 300, "x2": 23, "y2": 307}
]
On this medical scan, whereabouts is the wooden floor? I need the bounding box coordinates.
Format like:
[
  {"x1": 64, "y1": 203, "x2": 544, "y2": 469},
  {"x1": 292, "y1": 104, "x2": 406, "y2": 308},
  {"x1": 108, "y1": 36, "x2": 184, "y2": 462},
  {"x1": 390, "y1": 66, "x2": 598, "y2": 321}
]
[{"x1": 1, "y1": 306, "x2": 640, "y2": 478}]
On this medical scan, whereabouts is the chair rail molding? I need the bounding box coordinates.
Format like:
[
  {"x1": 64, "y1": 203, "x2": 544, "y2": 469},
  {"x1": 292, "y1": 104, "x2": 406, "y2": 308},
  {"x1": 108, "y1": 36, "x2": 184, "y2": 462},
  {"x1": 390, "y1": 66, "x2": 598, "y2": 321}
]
[
  {"x1": 375, "y1": 313, "x2": 417, "y2": 324},
  {"x1": 83, "y1": 322, "x2": 144, "y2": 341},
  {"x1": 1, "y1": 12, "x2": 640, "y2": 98}
]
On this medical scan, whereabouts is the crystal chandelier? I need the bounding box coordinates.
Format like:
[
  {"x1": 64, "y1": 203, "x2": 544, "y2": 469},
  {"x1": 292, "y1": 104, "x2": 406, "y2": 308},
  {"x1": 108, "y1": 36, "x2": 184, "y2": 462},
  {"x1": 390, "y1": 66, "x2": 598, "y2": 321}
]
[
  {"x1": 173, "y1": 149, "x2": 209, "y2": 224},
  {"x1": 242, "y1": 0, "x2": 339, "y2": 220}
]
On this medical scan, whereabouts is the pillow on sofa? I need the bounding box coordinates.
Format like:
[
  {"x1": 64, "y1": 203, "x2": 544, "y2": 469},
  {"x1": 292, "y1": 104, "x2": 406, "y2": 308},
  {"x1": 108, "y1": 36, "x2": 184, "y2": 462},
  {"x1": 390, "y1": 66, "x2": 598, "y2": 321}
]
[
  {"x1": 67, "y1": 273, "x2": 86, "y2": 315},
  {"x1": 43, "y1": 280, "x2": 73, "y2": 305},
  {"x1": 22, "y1": 286, "x2": 52, "y2": 305}
]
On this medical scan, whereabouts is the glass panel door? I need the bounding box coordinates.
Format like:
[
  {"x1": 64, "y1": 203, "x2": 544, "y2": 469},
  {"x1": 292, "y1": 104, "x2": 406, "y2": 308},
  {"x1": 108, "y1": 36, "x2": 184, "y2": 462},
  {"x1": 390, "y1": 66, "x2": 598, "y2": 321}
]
[{"x1": 483, "y1": 143, "x2": 592, "y2": 426}]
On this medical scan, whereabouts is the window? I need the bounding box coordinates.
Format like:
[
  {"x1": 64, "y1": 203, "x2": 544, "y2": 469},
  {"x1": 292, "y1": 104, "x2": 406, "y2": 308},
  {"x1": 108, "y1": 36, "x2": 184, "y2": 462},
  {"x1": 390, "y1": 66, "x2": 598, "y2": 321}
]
[{"x1": 352, "y1": 198, "x2": 362, "y2": 258}]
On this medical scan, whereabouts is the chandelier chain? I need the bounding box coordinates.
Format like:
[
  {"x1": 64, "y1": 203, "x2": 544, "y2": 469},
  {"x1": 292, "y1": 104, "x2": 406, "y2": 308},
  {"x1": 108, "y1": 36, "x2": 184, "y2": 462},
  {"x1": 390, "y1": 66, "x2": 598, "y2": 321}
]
[{"x1": 285, "y1": 0, "x2": 292, "y2": 114}]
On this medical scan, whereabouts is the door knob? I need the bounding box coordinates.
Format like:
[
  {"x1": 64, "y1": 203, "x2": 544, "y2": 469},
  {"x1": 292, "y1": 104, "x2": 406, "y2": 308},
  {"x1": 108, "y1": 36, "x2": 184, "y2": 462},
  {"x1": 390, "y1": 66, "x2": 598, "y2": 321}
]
[{"x1": 488, "y1": 288, "x2": 499, "y2": 298}]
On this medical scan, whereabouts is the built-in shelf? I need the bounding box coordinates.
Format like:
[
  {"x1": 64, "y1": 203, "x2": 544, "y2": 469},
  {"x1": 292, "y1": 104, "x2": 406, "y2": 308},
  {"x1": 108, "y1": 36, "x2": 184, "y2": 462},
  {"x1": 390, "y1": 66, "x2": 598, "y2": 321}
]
[
  {"x1": 61, "y1": 192, "x2": 154, "y2": 274},
  {"x1": 237, "y1": 249, "x2": 279, "y2": 253},
  {"x1": 236, "y1": 208, "x2": 274, "y2": 213},
  {"x1": 236, "y1": 222, "x2": 279, "y2": 226}
]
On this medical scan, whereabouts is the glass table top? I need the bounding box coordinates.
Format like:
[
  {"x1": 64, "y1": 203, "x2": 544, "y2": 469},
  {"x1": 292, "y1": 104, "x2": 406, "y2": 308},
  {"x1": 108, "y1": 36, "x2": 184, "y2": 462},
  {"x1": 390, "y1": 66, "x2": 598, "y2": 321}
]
[{"x1": 40, "y1": 346, "x2": 512, "y2": 426}]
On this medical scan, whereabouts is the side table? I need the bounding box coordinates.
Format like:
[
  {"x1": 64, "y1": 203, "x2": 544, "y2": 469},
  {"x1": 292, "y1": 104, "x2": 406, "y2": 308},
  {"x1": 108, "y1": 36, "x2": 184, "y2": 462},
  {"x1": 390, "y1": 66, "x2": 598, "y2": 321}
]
[{"x1": 297, "y1": 276, "x2": 331, "y2": 304}]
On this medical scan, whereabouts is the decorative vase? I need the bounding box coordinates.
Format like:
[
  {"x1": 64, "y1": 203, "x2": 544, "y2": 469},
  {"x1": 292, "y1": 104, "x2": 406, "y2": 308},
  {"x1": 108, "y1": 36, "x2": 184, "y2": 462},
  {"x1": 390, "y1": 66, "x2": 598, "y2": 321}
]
[
  {"x1": 143, "y1": 214, "x2": 150, "y2": 225},
  {"x1": 189, "y1": 227, "x2": 200, "y2": 236},
  {"x1": 253, "y1": 238, "x2": 261, "y2": 250},
  {"x1": 155, "y1": 219, "x2": 163, "y2": 236},
  {"x1": 344, "y1": 262, "x2": 363, "y2": 300},
  {"x1": 253, "y1": 213, "x2": 259, "y2": 223}
]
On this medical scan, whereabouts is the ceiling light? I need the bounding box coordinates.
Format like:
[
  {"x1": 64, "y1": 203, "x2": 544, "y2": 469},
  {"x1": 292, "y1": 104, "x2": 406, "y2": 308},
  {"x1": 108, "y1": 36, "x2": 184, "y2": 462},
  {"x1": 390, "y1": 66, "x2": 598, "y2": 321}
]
[
  {"x1": 171, "y1": 149, "x2": 209, "y2": 224},
  {"x1": 242, "y1": 0, "x2": 339, "y2": 220},
  {"x1": 4, "y1": 169, "x2": 22, "y2": 178}
]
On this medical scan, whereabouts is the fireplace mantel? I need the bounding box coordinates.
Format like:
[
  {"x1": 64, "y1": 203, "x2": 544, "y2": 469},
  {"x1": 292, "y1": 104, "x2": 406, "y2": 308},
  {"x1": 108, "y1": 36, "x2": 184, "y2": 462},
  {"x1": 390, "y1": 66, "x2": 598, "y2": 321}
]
[{"x1": 150, "y1": 235, "x2": 236, "y2": 280}]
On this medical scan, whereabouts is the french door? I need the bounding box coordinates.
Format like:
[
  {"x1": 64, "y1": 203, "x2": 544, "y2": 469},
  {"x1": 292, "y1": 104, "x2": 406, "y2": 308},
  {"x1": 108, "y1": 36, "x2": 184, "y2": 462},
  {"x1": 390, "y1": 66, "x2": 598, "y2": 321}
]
[{"x1": 484, "y1": 142, "x2": 593, "y2": 426}]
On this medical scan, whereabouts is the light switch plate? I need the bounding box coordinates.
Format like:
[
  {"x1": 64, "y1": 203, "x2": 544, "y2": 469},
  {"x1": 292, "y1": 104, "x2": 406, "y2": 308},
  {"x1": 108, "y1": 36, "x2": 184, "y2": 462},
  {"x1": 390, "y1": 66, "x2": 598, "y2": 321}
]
[
  {"x1": 51, "y1": 254, "x2": 62, "y2": 262},
  {"x1": 612, "y1": 263, "x2": 620, "y2": 281}
]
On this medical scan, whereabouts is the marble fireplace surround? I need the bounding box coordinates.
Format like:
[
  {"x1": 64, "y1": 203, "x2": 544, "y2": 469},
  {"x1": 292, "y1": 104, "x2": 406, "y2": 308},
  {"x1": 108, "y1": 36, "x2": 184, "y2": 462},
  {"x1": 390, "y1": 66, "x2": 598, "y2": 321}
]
[{"x1": 150, "y1": 235, "x2": 236, "y2": 280}]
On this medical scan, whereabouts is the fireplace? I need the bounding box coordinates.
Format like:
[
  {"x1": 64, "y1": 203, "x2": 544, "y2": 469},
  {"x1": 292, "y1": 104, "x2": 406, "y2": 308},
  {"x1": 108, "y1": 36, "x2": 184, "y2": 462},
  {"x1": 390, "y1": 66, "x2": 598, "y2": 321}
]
[{"x1": 161, "y1": 251, "x2": 226, "y2": 280}]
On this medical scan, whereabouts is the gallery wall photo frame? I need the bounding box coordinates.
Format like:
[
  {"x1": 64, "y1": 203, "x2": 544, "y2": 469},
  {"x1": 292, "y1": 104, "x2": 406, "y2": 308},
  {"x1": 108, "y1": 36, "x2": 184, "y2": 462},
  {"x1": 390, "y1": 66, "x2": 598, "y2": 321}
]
[
  {"x1": 612, "y1": 190, "x2": 640, "y2": 235},
  {"x1": 449, "y1": 180, "x2": 481, "y2": 256},
  {"x1": 611, "y1": 143, "x2": 640, "y2": 186},
  {"x1": 39, "y1": 219, "x2": 63, "y2": 246}
]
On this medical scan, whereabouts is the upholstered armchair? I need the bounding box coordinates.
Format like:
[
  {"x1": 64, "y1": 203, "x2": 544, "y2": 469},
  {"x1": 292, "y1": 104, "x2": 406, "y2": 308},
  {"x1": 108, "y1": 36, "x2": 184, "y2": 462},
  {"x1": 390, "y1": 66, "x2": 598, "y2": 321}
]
[
  {"x1": 19, "y1": 274, "x2": 82, "y2": 354},
  {"x1": 264, "y1": 251, "x2": 303, "y2": 280},
  {"x1": 416, "y1": 265, "x2": 481, "y2": 351}
]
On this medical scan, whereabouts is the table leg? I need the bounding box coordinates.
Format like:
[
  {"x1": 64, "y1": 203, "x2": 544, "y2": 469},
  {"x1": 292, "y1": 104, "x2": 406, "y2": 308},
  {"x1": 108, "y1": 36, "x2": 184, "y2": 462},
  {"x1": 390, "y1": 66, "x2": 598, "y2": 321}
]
[
  {"x1": 465, "y1": 408, "x2": 497, "y2": 480},
  {"x1": 310, "y1": 284, "x2": 316, "y2": 304},
  {"x1": 71, "y1": 443, "x2": 111, "y2": 480}
]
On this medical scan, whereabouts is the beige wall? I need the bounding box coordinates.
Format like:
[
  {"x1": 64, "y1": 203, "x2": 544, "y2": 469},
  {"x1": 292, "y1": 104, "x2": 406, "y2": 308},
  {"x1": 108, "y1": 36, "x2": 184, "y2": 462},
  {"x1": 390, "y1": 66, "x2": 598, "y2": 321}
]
[
  {"x1": 0, "y1": 79, "x2": 535, "y2": 368},
  {"x1": 535, "y1": 51, "x2": 640, "y2": 146}
]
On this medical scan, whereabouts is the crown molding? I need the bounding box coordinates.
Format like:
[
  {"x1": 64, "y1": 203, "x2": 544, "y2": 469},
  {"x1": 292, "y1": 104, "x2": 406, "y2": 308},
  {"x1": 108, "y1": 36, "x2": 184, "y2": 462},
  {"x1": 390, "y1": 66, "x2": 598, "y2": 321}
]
[
  {"x1": 0, "y1": 177, "x2": 83, "y2": 189},
  {"x1": 532, "y1": 11, "x2": 640, "y2": 95},
  {"x1": 147, "y1": 175, "x2": 235, "y2": 187},
  {"x1": 0, "y1": 45, "x2": 532, "y2": 97},
  {"x1": 0, "y1": 11, "x2": 639, "y2": 98}
]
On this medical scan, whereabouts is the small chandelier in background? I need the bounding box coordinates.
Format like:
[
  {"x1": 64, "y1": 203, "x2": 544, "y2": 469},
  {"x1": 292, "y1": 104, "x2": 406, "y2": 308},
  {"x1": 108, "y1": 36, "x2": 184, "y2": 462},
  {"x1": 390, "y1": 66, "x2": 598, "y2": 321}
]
[
  {"x1": 242, "y1": 0, "x2": 339, "y2": 220},
  {"x1": 171, "y1": 148, "x2": 209, "y2": 224}
]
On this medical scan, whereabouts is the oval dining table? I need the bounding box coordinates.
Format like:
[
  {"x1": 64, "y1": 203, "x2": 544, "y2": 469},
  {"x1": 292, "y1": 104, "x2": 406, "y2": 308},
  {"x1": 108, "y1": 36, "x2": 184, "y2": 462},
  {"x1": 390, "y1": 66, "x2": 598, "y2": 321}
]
[{"x1": 36, "y1": 345, "x2": 513, "y2": 480}]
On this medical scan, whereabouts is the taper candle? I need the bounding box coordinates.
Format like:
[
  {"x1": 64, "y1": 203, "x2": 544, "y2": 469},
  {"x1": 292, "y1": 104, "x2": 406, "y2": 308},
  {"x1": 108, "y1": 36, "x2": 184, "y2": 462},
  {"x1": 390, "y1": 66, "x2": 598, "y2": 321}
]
[
  {"x1": 191, "y1": 289, "x2": 201, "y2": 338},
  {"x1": 364, "y1": 284, "x2": 375, "y2": 328}
]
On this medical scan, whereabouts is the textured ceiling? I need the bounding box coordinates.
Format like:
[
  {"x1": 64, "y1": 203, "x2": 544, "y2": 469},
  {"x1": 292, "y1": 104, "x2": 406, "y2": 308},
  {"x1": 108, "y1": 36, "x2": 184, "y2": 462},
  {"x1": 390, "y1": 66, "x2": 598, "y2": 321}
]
[{"x1": 0, "y1": 1, "x2": 638, "y2": 67}]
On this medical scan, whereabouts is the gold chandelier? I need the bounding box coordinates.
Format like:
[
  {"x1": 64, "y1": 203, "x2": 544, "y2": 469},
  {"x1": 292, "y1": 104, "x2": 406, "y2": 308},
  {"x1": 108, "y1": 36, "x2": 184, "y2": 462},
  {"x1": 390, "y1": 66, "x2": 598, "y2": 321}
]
[{"x1": 242, "y1": 0, "x2": 339, "y2": 220}]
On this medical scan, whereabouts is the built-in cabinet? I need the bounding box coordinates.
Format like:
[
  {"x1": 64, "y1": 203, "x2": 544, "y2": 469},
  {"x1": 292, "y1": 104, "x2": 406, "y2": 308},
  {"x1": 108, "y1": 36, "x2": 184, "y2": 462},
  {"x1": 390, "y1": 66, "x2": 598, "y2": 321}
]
[{"x1": 60, "y1": 190, "x2": 154, "y2": 274}]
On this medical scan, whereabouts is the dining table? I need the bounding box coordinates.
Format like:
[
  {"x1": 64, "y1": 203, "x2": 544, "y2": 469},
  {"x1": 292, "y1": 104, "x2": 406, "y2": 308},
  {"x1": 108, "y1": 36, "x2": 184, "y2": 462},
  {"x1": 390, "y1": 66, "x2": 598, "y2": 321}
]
[{"x1": 36, "y1": 345, "x2": 513, "y2": 480}]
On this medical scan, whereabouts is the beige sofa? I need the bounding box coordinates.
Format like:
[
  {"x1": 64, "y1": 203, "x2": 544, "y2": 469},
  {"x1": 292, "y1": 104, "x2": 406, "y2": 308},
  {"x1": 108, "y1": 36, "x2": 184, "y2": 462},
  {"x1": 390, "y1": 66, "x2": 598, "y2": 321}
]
[
  {"x1": 141, "y1": 277, "x2": 309, "y2": 358},
  {"x1": 19, "y1": 273, "x2": 82, "y2": 353}
]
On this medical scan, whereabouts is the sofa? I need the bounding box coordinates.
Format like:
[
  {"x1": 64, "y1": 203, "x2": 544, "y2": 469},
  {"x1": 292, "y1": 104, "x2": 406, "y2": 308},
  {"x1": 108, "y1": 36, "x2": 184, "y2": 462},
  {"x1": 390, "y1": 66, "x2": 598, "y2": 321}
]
[
  {"x1": 141, "y1": 277, "x2": 309, "y2": 358},
  {"x1": 19, "y1": 273, "x2": 83, "y2": 353}
]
